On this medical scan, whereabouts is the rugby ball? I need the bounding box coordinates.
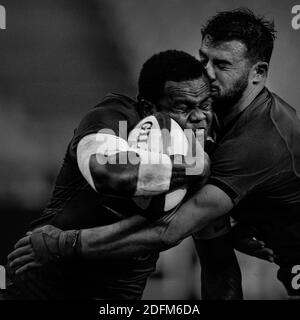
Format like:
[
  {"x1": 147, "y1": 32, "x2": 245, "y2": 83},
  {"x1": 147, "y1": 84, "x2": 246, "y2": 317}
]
[{"x1": 128, "y1": 113, "x2": 192, "y2": 218}]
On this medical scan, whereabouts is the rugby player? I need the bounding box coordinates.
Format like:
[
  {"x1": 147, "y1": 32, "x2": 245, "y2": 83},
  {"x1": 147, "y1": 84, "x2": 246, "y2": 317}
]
[
  {"x1": 12, "y1": 8, "x2": 300, "y2": 299},
  {"x1": 4, "y1": 50, "x2": 213, "y2": 299}
]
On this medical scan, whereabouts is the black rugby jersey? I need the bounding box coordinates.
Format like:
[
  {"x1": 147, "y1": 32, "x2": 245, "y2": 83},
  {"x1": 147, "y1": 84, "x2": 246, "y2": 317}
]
[
  {"x1": 208, "y1": 87, "x2": 300, "y2": 294},
  {"x1": 32, "y1": 93, "x2": 146, "y2": 230},
  {"x1": 14, "y1": 94, "x2": 159, "y2": 299}
]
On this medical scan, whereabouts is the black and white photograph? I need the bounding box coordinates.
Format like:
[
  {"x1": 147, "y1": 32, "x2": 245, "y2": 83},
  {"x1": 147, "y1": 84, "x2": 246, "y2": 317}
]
[{"x1": 0, "y1": 0, "x2": 300, "y2": 310}]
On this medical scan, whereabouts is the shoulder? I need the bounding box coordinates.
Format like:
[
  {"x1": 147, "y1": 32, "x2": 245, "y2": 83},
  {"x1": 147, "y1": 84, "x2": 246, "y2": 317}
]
[
  {"x1": 269, "y1": 91, "x2": 300, "y2": 132},
  {"x1": 213, "y1": 102, "x2": 289, "y2": 174},
  {"x1": 68, "y1": 94, "x2": 140, "y2": 157},
  {"x1": 78, "y1": 93, "x2": 139, "y2": 131}
]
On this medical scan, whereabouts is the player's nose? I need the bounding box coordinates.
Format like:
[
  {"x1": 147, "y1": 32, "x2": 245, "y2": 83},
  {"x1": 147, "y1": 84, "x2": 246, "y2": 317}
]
[
  {"x1": 189, "y1": 109, "x2": 206, "y2": 123},
  {"x1": 205, "y1": 61, "x2": 216, "y2": 82}
]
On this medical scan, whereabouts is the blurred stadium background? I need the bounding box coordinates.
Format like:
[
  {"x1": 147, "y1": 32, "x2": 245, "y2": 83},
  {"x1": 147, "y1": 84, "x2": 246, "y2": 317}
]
[{"x1": 0, "y1": 0, "x2": 299, "y2": 299}]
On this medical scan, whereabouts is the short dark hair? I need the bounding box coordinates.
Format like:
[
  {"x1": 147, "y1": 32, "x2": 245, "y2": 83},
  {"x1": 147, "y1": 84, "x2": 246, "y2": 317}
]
[
  {"x1": 201, "y1": 8, "x2": 277, "y2": 64},
  {"x1": 138, "y1": 50, "x2": 204, "y2": 104}
]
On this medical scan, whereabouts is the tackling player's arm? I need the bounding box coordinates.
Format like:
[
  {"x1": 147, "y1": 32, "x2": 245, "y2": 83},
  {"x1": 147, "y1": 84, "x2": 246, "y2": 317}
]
[
  {"x1": 9, "y1": 184, "x2": 233, "y2": 272},
  {"x1": 79, "y1": 184, "x2": 234, "y2": 257}
]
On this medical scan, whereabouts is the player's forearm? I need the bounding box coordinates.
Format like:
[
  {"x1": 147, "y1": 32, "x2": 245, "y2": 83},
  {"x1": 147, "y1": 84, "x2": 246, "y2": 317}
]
[
  {"x1": 79, "y1": 209, "x2": 209, "y2": 260},
  {"x1": 79, "y1": 186, "x2": 221, "y2": 259},
  {"x1": 79, "y1": 215, "x2": 171, "y2": 259},
  {"x1": 195, "y1": 234, "x2": 243, "y2": 300},
  {"x1": 155, "y1": 185, "x2": 229, "y2": 244},
  {"x1": 79, "y1": 184, "x2": 233, "y2": 260}
]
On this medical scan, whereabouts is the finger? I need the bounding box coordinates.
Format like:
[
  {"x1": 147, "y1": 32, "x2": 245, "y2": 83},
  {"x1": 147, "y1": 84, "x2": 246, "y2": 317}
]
[
  {"x1": 258, "y1": 247, "x2": 274, "y2": 256},
  {"x1": 8, "y1": 245, "x2": 33, "y2": 262},
  {"x1": 256, "y1": 240, "x2": 265, "y2": 248},
  {"x1": 257, "y1": 248, "x2": 275, "y2": 262},
  {"x1": 235, "y1": 239, "x2": 265, "y2": 254},
  {"x1": 9, "y1": 253, "x2": 35, "y2": 270},
  {"x1": 15, "y1": 262, "x2": 43, "y2": 275},
  {"x1": 246, "y1": 239, "x2": 265, "y2": 251},
  {"x1": 252, "y1": 248, "x2": 275, "y2": 262},
  {"x1": 14, "y1": 236, "x2": 31, "y2": 249}
]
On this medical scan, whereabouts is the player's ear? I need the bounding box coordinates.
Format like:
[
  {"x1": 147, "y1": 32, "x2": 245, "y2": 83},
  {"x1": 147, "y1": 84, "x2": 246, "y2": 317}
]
[
  {"x1": 137, "y1": 96, "x2": 158, "y2": 117},
  {"x1": 251, "y1": 61, "x2": 269, "y2": 84}
]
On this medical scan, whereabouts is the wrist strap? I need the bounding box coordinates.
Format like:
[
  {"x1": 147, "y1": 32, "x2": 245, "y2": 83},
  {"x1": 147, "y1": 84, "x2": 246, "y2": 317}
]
[{"x1": 58, "y1": 230, "x2": 82, "y2": 258}]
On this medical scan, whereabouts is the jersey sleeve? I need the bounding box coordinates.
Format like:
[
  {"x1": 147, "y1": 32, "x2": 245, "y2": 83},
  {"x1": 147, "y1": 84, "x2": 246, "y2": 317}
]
[{"x1": 208, "y1": 130, "x2": 287, "y2": 204}]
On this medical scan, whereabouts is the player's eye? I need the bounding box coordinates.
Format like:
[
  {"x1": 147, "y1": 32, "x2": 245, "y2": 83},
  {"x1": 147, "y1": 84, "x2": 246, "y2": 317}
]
[
  {"x1": 199, "y1": 98, "x2": 212, "y2": 111},
  {"x1": 173, "y1": 104, "x2": 188, "y2": 113},
  {"x1": 200, "y1": 102, "x2": 212, "y2": 111},
  {"x1": 215, "y1": 61, "x2": 230, "y2": 70}
]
